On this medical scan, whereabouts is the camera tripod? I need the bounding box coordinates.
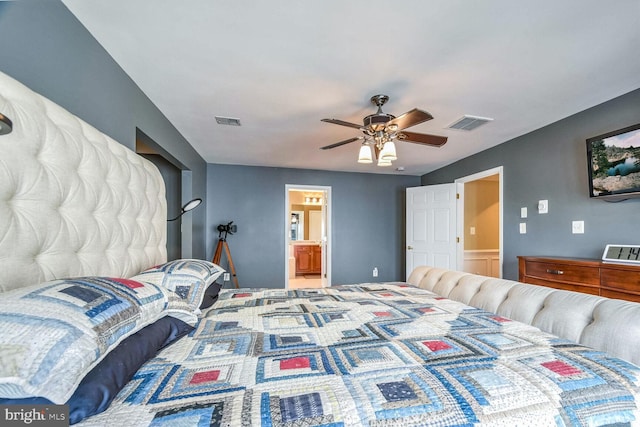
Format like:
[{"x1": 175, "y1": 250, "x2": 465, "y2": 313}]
[{"x1": 212, "y1": 224, "x2": 239, "y2": 289}]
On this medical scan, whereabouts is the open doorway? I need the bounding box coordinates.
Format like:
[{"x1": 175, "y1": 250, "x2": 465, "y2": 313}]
[
  {"x1": 285, "y1": 185, "x2": 331, "y2": 289},
  {"x1": 455, "y1": 167, "x2": 503, "y2": 277}
]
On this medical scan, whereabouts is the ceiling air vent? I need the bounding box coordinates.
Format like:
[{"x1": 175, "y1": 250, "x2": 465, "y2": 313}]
[
  {"x1": 447, "y1": 115, "x2": 493, "y2": 131},
  {"x1": 215, "y1": 116, "x2": 242, "y2": 126}
]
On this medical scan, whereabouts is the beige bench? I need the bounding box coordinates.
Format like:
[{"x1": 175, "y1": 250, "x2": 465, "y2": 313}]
[{"x1": 407, "y1": 266, "x2": 640, "y2": 365}]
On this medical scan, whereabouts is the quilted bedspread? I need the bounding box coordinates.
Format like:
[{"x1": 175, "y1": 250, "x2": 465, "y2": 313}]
[{"x1": 77, "y1": 283, "x2": 640, "y2": 426}]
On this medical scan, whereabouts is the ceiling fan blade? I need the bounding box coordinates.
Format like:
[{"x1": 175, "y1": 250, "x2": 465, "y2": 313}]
[
  {"x1": 398, "y1": 131, "x2": 448, "y2": 147},
  {"x1": 321, "y1": 118, "x2": 364, "y2": 130},
  {"x1": 320, "y1": 136, "x2": 362, "y2": 150},
  {"x1": 387, "y1": 108, "x2": 433, "y2": 131}
]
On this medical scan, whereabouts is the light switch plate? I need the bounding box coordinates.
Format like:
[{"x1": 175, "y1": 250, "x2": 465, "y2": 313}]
[
  {"x1": 519, "y1": 223, "x2": 527, "y2": 234},
  {"x1": 520, "y1": 207, "x2": 527, "y2": 218},
  {"x1": 538, "y1": 200, "x2": 548, "y2": 214}
]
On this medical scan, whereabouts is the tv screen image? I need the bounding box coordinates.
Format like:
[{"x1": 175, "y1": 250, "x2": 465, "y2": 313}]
[{"x1": 587, "y1": 123, "x2": 640, "y2": 200}]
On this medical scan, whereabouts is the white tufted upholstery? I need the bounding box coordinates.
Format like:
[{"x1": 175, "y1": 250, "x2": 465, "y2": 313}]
[
  {"x1": 408, "y1": 266, "x2": 640, "y2": 365},
  {"x1": 0, "y1": 71, "x2": 167, "y2": 292}
]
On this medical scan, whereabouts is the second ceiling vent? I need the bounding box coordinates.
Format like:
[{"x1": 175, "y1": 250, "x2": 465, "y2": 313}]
[
  {"x1": 215, "y1": 116, "x2": 242, "y2": 126},
  {"x1": 447, "y1": 115, "x2": 493, "y2": 131}
]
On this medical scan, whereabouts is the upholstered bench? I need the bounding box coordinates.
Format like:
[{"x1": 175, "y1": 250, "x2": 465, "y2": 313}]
[{"x1": 407, "y1": 266, "x2": 640, "y2": 365}]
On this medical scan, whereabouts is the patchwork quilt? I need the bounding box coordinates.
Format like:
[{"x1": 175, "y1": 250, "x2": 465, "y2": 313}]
[{"x1": 77, "y1": 283, "x2": 640, "y2": 426}]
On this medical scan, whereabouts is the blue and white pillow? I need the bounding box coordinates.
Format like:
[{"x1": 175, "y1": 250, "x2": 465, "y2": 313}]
[
  {"x1": 0, "y1": 276, "x2": 168, "y2": 404},
  {"x1": 131, "y1": 259, "x2": 224, "y2": 314}
]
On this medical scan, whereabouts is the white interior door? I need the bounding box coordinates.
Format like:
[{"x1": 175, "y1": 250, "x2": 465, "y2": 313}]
[{"x1": 406, "y1": 184, "x2": 459, "y2": 279}]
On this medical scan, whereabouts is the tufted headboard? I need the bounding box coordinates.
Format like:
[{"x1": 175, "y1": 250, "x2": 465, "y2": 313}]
[{"x1": 0, "y1": 71, "x2": 167, "y2": 292}]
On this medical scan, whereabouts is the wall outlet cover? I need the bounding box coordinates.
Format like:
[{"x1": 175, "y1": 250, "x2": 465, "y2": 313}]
[
  {"x1": 519, "y1": 223, "x2": 527, "y2": 234},
  {"x1": 521, "y1": 207, "x2": 527, "y2": 218}
]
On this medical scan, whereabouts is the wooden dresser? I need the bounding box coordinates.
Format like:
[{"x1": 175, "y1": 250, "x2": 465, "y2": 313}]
[{"x1": 518, "y1": 256, "x2": 640, "y2": 302}]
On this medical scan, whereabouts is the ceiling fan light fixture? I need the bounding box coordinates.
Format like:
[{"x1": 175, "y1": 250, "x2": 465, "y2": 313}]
[
  {"x1": 379, "y1": 141, "x2": 397, "y2": 161},
  {"x1": 321, "y1": 94, "x2": 448, "y2": 167},
  {"x1": 357, "y1": 144, "x2": 373, "y2": 164}
]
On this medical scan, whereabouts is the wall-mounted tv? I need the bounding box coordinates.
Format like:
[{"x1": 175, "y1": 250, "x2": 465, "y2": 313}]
[{"x1": 586, "y1": 123, "x2": 640, "y2": 200}]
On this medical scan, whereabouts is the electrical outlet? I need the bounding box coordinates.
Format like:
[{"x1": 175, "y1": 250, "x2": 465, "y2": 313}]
[
  {"x1": 519, "y1": 223, "x2": 527, "y2": 234},
  {"x1": 373, "y1": 267, "x2": 378, "y2": 277},
  {"x1": 223, "y1": 273, "x2": 231, "y2": 281},
  {"x1": 521, "y1": 207, "x2": 527, "y2": 218}
]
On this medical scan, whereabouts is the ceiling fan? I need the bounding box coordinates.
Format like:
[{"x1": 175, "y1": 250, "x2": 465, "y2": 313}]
[{"x1": 320, "y1": 94, "x2": 448, "y2": 166}]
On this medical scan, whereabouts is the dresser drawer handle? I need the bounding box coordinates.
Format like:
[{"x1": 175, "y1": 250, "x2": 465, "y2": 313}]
[{"x1": 546, "y1": 269, "x2": 564, "y2": 275}]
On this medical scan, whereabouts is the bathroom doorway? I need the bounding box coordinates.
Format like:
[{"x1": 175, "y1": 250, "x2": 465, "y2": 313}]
[{"x1": 285, "y1": 185, "x2": 331, "y2": 289}]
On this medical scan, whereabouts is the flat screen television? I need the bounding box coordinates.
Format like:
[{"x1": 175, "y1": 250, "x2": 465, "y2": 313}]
[{"x1": 586, "y1": 123, "x2": 640, "y2": 200}]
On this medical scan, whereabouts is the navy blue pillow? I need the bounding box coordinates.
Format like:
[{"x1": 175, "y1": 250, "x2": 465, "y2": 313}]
[
  {"x1": 0, "y1": 316, "x2": 193, "y2": 425},
  {"x1": 199, "y1": 282, "x2": 223, "y2": 309}
]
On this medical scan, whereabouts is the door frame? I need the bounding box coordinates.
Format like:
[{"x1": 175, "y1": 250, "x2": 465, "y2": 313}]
[
  {"x1": 454, "y1": 166, "x2": 503, "y2": 277},
  {"x1": 284, "y1": 184, "x2": 332, "y2": 287}
]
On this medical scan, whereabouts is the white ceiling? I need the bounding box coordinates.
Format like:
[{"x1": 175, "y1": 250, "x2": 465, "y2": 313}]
[{"x1": 62, "y1": 0, "x2": 640, "y2": 176}]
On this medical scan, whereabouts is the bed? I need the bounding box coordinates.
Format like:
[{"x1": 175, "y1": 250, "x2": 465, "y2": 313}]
[{"x1": 1, "y1": 70, "x2": 639, "y2": 426}]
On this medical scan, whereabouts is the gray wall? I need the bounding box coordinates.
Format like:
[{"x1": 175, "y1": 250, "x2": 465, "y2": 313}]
[
  {"x1": 142, "y1": 154, "x2": 182, "y2": 261},
  {"x1": 0, "y1": 1, "x2": 208, "y2": 258},
  {"x1": 422, "y1": 89, "x2": 640, "y2": 280},
  {"x1": 207, "y1": 164, "x2": 420, "y2": 288}
]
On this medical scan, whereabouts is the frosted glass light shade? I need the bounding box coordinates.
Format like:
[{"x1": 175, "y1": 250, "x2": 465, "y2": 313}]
[
  {"x1": 377, "y1": 158, "x2": 392, "y2": 167},
  {"x1": 358, "y1": 144, "x2": 373, "y2": 163},
  {"x1": 379, "y1": 141, "x2": 397, "y2": 161}
]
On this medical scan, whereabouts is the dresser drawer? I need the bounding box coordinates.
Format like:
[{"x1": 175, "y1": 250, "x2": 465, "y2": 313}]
[
  {"x1": 600, "y1": 267, "x2": 640, "y2": 293},
  {"x1": 524, "y1": 261, "x2": 600, "y2": 285},
  {"x1": 601, "y1": 289, "x2": 640, "y2": 303}
]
